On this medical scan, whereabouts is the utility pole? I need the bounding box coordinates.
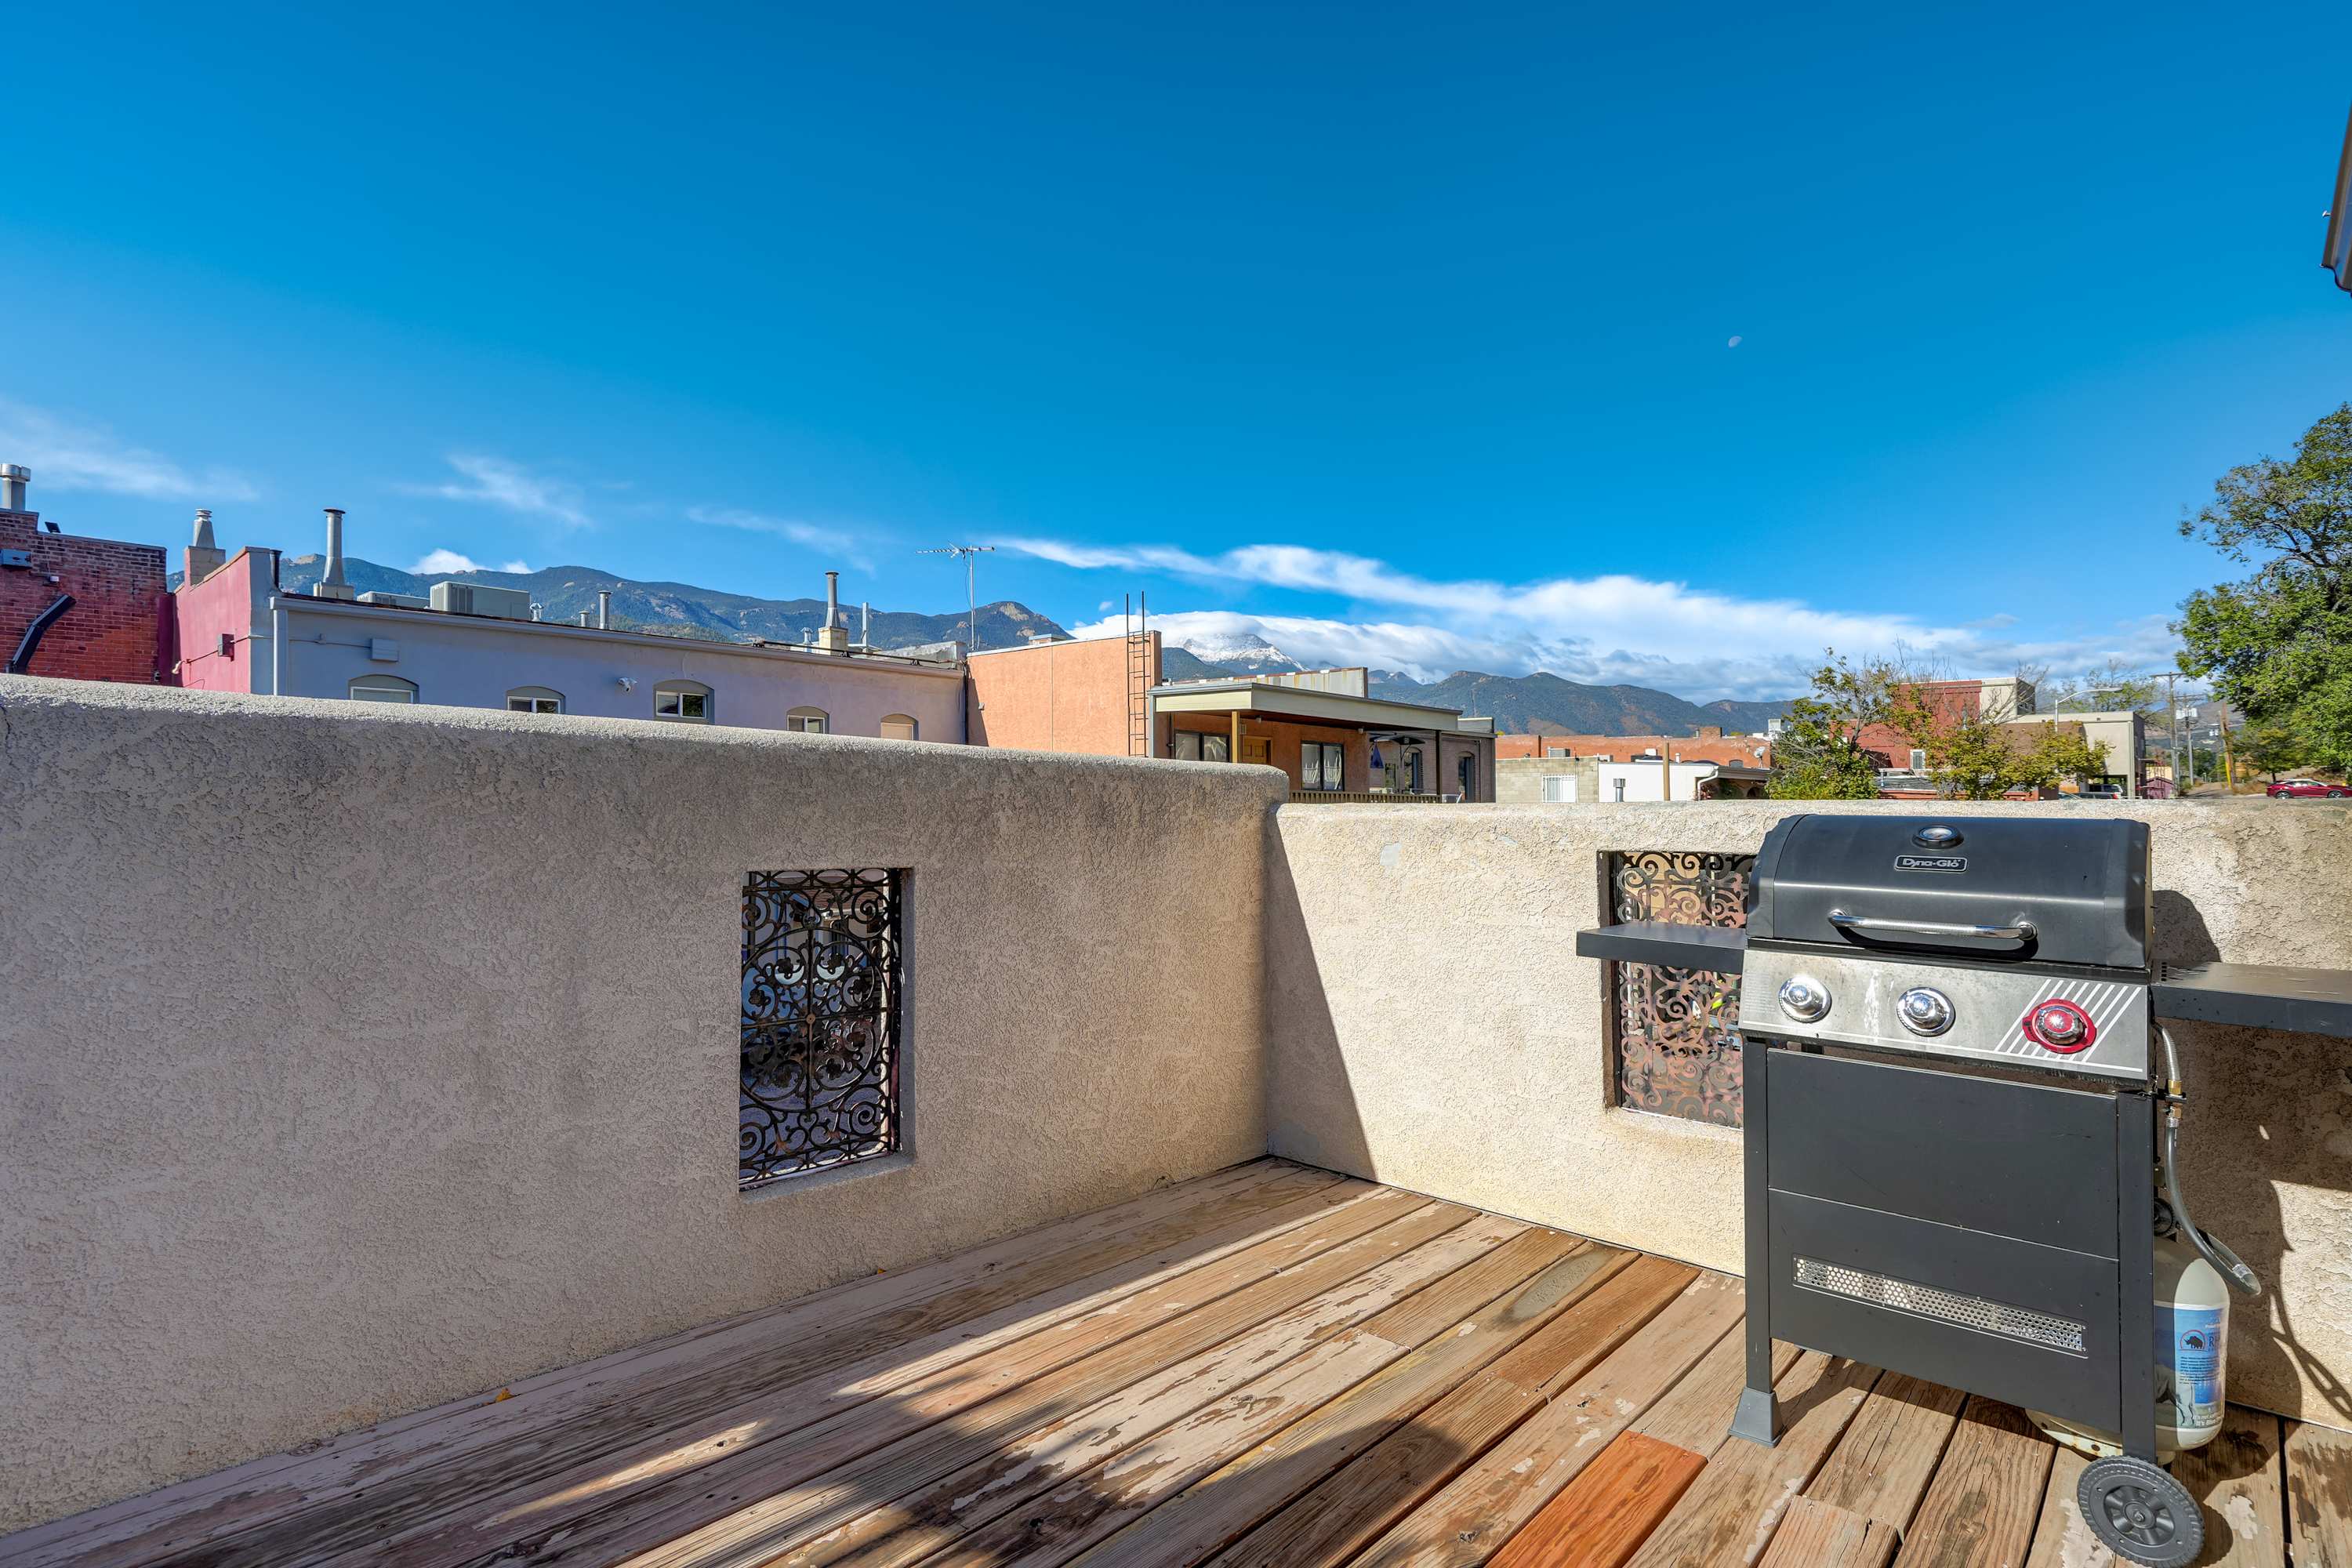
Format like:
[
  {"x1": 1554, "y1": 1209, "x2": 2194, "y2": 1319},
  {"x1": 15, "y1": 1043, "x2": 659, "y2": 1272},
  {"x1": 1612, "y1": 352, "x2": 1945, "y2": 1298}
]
[{"x1": 917, "y1": 545, "x2": 996, "y2": 654}]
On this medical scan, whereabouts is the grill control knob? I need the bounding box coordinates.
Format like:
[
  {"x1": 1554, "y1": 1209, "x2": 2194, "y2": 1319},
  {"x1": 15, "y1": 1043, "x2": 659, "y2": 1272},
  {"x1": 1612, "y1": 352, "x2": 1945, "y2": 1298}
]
[
  {"x1": 2026, "y1": 1000, "x2": 2096, "y2": 1054},
  {"x1": 1896, "y1": 986, "x2": 1955, "y2": 1036},
  {"x1": 1778, "y1": 975, "x2": 1831, "y2": 1023}
]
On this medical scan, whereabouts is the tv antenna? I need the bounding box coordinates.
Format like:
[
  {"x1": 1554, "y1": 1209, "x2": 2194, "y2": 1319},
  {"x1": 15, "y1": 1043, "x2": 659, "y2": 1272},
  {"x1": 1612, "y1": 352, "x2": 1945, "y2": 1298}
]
[{"x1": 918, "y1": 544, "x2": 996, "y2": 653}]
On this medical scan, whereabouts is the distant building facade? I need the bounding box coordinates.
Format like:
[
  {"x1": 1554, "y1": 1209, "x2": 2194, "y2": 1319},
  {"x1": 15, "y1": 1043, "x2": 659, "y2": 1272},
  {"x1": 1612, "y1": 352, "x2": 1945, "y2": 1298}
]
[
  {"x1": 169, "y1": 510, "x2": 966, "y2": 741},
  {"x1": 974, "y1": 634, "x2": 1498, "y2": 799},
  {"x1": 0, "y1": 467, "x2": 167, "y2": 684}
]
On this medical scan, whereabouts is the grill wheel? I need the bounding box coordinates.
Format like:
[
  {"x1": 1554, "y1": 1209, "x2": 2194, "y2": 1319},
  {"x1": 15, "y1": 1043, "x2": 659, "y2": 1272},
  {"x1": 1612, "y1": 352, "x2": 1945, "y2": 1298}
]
[{"x1": 2078, "y1": 1454, "x2": 2202, "y2": 1566}]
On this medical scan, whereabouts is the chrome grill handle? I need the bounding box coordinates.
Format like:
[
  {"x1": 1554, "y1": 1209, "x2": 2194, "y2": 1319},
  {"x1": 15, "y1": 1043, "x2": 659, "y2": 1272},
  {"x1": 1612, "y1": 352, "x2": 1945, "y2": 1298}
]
[{"x1": 1827, "y1": 909, "x2": 2038, "y2": 942}]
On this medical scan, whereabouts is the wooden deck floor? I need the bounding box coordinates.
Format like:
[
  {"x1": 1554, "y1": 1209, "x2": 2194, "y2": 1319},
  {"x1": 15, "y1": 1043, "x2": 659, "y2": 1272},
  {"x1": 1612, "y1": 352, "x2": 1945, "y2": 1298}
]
[{"x1": 5, "y1": 1160, "x2": 2347, "y2": 1568}]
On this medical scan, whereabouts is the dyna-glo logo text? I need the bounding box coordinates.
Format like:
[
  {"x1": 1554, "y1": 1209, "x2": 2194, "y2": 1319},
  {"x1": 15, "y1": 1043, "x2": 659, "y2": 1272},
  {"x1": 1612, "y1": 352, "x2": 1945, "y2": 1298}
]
[{"x1": 1893, "y1": 854, "x2": 1968, "y2": 873}]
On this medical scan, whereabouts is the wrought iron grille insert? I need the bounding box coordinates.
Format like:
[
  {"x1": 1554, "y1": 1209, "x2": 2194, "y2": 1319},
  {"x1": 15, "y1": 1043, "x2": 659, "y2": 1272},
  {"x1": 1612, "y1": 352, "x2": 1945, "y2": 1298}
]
[
  {"x1": 741, "y1": 869, "x2": 904, "y2": 1188},
  {"x1": 1603, "y1": 850, "x2": 1755, "y2": 1127}
]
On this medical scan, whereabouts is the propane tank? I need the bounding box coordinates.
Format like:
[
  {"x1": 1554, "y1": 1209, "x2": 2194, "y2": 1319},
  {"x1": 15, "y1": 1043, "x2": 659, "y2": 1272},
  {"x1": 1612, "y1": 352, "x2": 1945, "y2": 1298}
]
[{"x1": 2031, "y1": 1229, "x2": 2230, "y2": 1461}]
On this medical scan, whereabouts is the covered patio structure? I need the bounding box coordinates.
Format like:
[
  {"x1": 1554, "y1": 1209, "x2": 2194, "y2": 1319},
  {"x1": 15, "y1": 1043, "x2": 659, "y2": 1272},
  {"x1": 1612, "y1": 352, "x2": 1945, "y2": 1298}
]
[{"x1": 1150, "y1": 670, "x2": 1497, "y2": 801}]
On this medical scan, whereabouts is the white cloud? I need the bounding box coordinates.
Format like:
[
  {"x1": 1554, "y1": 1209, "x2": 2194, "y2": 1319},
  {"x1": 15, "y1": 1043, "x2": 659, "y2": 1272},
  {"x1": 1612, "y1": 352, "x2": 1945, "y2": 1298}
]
[
  {"x1": 402, "y1": 454, "x2": 591, "y2": 528},
  {"x1": 686, "y1": 506, "x2": 867, "y2": 569},
  {"x1": 0, "y1": 401, "x2": 260, "y2": 503},
  {"x1": 1028, "y1": 535, "x2": 2180, "y2": 700},
  {"x1": 412, "y1": 549, "x2": 531, "y2": 575}
]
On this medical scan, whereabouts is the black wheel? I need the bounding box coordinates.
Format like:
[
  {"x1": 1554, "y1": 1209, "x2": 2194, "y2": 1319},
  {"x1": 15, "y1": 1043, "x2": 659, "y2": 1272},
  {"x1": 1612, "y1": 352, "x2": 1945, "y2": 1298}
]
[{"x1": 2078, "y1": 1455, "x2": 2202, "y2": 1567}]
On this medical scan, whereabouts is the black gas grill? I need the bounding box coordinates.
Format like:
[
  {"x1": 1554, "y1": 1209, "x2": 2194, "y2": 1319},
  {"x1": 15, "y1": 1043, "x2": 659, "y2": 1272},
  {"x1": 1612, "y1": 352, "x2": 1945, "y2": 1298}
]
[{"x1": 1577, "y1": 814, "x2": 2352, "y2": 1567}]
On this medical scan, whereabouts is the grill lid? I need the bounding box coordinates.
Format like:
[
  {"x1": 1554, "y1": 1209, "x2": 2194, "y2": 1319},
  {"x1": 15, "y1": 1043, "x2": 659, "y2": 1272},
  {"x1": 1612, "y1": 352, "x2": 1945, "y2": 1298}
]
[{"x1": 1746, "y1": 815, "x2": 2151, "y2": 972}]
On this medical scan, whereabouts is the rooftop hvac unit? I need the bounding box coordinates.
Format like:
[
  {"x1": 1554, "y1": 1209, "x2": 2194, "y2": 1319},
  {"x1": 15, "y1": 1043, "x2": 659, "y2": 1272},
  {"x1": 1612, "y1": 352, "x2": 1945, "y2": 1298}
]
[
  {"x1": 358, "y1": 591, "x2": 430, "y2": 608},
  {"x1": 430, "y1": 581, "x2": 533, "y2": 620}
]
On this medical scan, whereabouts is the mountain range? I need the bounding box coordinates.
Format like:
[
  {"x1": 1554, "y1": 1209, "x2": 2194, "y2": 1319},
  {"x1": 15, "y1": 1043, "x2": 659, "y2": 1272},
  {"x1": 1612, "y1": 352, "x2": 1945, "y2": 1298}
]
[{"x1": 259, "y1": 554, "x2": 1788, "y2": 735}]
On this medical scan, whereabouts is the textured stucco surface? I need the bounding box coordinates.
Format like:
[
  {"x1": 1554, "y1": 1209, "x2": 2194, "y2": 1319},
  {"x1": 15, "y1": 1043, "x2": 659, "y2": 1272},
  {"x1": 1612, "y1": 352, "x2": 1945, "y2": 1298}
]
[
  {"x1": 0, "y1": 677, "x2": 1284, "y2": 1530},
  {"x1": 1266, "y1": 799, "x2": 2352, "y2": 1427}
]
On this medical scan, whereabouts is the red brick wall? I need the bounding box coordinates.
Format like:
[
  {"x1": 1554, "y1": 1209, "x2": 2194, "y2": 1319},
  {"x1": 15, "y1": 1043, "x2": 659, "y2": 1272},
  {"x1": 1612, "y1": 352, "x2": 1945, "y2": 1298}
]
[{"x1": 0, "y1": 510, "x2": 168, "y2": 684}]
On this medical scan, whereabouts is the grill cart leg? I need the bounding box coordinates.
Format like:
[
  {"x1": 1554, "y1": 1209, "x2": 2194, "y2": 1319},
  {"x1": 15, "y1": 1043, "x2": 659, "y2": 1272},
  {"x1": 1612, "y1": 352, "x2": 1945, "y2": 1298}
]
[
  {"x1": 1730, "y1": 1034, "x2": 1778, "y2": 1447},
  {"x1": 2075, "y1": 1089, "x2": 2202, "y2": 1568}
]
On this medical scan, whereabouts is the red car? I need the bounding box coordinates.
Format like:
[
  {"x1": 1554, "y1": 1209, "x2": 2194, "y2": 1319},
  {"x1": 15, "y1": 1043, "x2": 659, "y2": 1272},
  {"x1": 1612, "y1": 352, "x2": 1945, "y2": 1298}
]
[{"x1": 2267, "y1": 779, "x2": 2350, "y2": 798}]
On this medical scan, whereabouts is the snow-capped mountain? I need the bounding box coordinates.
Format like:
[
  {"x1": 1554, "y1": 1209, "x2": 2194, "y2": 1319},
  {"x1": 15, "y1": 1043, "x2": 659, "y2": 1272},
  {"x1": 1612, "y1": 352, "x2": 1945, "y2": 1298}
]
[{"x1": 1169, "y1": 631, "x2": 1304, "y2": 674}]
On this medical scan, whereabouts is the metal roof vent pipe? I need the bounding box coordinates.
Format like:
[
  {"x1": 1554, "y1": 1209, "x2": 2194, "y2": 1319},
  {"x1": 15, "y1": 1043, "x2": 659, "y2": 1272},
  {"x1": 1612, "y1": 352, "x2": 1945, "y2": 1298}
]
[
  {"x1": 815, "y1": 569, "x2": 850, "y2": 652},
  {"x1": 597, "y1": 588, "x2": 612, "y2": 630},
  {"x1": 312, "y1": 507, "x2": 356, "y2": 600},
  {"x1": 0, "y1": 464, "x2": 27, "y2": 511}
]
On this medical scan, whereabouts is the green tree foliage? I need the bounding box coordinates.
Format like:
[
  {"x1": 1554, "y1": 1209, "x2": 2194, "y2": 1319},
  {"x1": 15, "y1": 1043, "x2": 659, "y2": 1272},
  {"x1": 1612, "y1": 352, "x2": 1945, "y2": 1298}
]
[
  {"x1": 1767, "y1": 652, "x2": 1900, "y2": 800},
  {"x1": 2176, "y1": 404, "x2": 2352, "y2": 772},
  {"x1": 1883, "y1": 689, "x2": 2111, "y2": 800},
  {"x1": 2238, "y1": 720, "x2": 2309, "y2": 781}
]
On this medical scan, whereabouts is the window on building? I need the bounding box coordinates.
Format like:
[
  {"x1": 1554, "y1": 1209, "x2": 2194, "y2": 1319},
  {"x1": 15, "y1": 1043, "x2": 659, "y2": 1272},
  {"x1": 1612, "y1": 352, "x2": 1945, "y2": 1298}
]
[
  {"x1": 1203, "y1": 734, "x2": 1231, "y2": 763},
  {"x1": 506, "y1": 686, "x2": 564, "y2": 714},
  {"x1": 786, "y1": 706, "x2": 829, "y2": 734},
  {"x1": 1543, "y1": 775, "x2": 1578, "y2": 804},
  {"x1": 1301, "y1": 741, "x2": 1345, "y2": 791},
  {"x1": 1173, "y1": 731, "x2": 1203, "y2": 760},
  {"x1": 348, "y1": 675, "x2": 418, "y2": 704},
  {"x1": 879, "y1": 714, "x2": 918, "y2": 741},
  {"x1": 1910, "y1": 748, "x2": 1928, "y2": 771},
  {"x1": 655, "y1": 681, "x2": 713, "y2": 722},
  {"x1": 741, "y1": 869, "x2": 904, "y2": 1187}
]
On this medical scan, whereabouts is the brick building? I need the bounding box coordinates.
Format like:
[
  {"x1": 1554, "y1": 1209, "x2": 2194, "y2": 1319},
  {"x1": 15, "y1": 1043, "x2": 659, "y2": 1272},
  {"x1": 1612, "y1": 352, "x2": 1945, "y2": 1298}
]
[{"x1": 0, "y1": 467, "x2": 167, "y2": 684}]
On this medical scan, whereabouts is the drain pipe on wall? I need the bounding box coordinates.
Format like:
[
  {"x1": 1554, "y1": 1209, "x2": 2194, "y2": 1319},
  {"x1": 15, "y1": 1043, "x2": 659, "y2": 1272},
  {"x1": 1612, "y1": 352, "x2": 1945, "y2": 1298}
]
[
  {"x1": 269, "y1": 596, "x2": 288, "y2": 696},
  {"x1": 6, "y1": 593, "x2": 75, "y2": 674}
]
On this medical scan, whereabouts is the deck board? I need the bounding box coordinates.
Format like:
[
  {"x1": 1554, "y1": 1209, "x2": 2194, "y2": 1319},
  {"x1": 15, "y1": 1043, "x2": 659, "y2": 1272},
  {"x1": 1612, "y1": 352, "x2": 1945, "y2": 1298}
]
[{"x1": 1, "y1": 1158, "x2": 2331, "y2": 1568}]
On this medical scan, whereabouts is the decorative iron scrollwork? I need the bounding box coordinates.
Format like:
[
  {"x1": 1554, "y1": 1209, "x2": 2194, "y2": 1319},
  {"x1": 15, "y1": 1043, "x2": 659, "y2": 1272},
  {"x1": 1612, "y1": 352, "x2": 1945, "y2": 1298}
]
[
  {"x1": 1607, "y1": 851, "x2": 1755, "y2": 1127},
  {"x1": 741, "y1": 869, "x2": 903, "y2": 1187}
]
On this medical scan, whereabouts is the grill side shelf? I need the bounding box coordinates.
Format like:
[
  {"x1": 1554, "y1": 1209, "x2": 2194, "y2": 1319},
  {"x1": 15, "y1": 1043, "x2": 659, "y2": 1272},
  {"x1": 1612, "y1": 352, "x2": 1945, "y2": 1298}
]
[
  {"x1": 2153, "y1": 962, "x2": 2352, "y2": 1040},
  {"x1": 1574, "y1": 920, "x2": 1748, "y2": 973}
]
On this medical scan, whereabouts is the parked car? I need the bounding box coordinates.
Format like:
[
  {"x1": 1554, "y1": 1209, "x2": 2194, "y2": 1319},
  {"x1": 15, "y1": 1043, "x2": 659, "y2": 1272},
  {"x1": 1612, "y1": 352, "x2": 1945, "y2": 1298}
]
[
  {"x1": 2267, "y1": 778, "x2": 2350, "y2": 798},
  {"x1": 2078, "y1": 783, "x2": 2123, "y2": 800}
]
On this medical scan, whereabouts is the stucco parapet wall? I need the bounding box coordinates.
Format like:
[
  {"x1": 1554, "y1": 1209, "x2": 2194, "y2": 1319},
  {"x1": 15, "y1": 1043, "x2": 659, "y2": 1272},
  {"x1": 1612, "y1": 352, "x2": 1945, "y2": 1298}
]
[
  {"x1": 0, "y1": 676, "x2": 1286, "y2": 1531},
  {"x1": 1265, "y1": 798, "x2": 2352, "y2": 1427}
]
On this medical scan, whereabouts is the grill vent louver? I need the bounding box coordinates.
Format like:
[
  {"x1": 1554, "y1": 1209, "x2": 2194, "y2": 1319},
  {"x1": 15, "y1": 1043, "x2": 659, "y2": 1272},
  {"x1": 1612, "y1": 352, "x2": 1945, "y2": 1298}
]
[{"x1": 1794, "y1": 1256, "x2": 2087, "y2": 1355}]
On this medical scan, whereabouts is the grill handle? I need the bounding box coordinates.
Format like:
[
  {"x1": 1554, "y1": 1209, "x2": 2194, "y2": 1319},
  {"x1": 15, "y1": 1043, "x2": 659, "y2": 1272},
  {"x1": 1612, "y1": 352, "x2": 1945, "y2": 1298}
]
[{"x1": 1826, "y1": 909, "x2": 2038, "y2": 942}]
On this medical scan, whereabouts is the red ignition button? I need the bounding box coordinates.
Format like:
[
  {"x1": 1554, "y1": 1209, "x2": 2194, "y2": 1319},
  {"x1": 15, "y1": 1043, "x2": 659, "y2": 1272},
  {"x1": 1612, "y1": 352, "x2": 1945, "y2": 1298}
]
[{"x1": 2024, "y1": 1000, "x2": 2096, "y2": 1054}]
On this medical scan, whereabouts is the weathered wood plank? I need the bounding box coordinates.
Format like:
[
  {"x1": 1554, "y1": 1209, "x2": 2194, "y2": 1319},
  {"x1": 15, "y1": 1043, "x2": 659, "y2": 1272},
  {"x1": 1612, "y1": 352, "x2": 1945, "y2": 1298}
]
[
  {"x1": 1622, "y1": 1351, "x2": 1882, "y2": 1568},
  {"x1": 466, "y1": 1201, "x2": 1501, "y2": 1568},
  {"x1": 772, "y1": 1225, "x2": 1588, "y2": 1568},
  {"x1": 1486, "y1": 1432, "x2": 1706, "y2": 1568},
  {"x1": 2020, "y1": 1446, "x2": 2101, "y2": 1568},
  {"x1": 1632, "y1": 1325, "x2": 1806, "y2": 1460},
  {"x1": 1755, "y1": 1495, "x2": 1900, "y2": 1568},
  {"x1": 1805, "y1": 1374, "x2": 1968, "y2": 1538},
  {"x1": 2168, "y1": 1406, "x2": 2285, "y2": 1568},
  {"x1": 1890, "y1": 1399, "x2": 2054, "y2": 1568},
  {"x1": 0, "y1": 1159, "x2": 1345, "y2": 1568},
  {"x1": 2285, "y1": 1417, "x2": 2352, "y2": 1568},
  {"x1": 866, "y1": 1229, "x2": 1598, "y2": 1568},
  {"x1": 300, "y1": 1189, "x2": 1460, "y2": 1568},
  {"x1": 1343, "y1": 1271, "x2": 1747, "y2": 1568},
  {"x1": 1204, "y1": 1257, "x2": 1700, "y2": 1568},
  {"x1": 1052, "y1": 1244, "x2": 1639, "y2": 1568}
]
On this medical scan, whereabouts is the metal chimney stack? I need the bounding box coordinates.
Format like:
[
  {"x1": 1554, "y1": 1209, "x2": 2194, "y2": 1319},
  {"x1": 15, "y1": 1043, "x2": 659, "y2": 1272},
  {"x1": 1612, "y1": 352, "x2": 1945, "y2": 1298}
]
[
  {"x1": 815, "y1": 570, "x2": 850, "y2": 652},
  {"x1": 0, "y1": 464, "x2": 27, "y2": 511},
  {"x1": 597, "y1": 589, "x2": 612, "y2": 630},
  {"x1": 311, "y1": 507, "x2": 356, "y2": 600}
]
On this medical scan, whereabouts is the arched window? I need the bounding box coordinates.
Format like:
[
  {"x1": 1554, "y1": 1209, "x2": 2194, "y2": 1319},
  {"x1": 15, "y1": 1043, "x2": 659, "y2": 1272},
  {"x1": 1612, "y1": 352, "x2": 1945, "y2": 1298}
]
[
  {"x1": 654, "y1": 679, "x2": 713, "y2": 723},
  {"x1": 786, "y1": 706, "x2": 829, "y2": 734},
  {"x1": 879, "y1": 714, "x2": 918, "y2": 741},
  {"x1": 506, "y1": 686, "x2": 564, "y2": 715},
  {"x1": 348, "y1": 674, "x2": 418, "y2": 704}
]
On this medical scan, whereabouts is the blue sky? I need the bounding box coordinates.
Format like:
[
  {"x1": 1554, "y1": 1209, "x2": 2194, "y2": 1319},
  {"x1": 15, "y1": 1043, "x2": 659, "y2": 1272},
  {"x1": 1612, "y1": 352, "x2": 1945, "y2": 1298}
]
[{"x1": 7, "y1": 2, "x2": 2348, "y2": 698}]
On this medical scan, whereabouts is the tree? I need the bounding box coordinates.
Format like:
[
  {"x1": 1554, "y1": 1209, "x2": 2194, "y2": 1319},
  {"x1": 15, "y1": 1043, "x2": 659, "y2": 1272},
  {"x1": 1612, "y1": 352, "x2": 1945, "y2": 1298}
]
[
  {"x1": 2022, "y1": 724, "x2": 2113, "y2": 793},
  {"x1": 2039, "y1": 658, "x2": 2160, "y2": 718},
  {"x1": 1767, "y1": 652, "x2": 1902, "y2": 800},
  {"x1": 2176, "y1": 404, "x2": 2352, "y2": 772},
  {"x1": 2238, "y1": 720, "x2": 2308, "y2": 782}
]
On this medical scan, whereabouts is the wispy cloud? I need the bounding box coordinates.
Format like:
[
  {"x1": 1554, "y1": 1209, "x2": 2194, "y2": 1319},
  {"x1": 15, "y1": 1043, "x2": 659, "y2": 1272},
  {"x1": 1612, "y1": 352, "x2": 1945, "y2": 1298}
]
[
  {"x1": 412, "y1": 548, "x2": 532, "y2": 575},
  {"x1": 1023, "y1": 535, "x2": 2180, "y2": 699},
  {"x1": 0, "y1": 401, "x2": 260, "y2": 503},
  {"x1": 687, "y1": 506, "x2": 868, "y2": 569},
  {"x1": 402, "y1": 454, "x2": 592, "y2": 528}
]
